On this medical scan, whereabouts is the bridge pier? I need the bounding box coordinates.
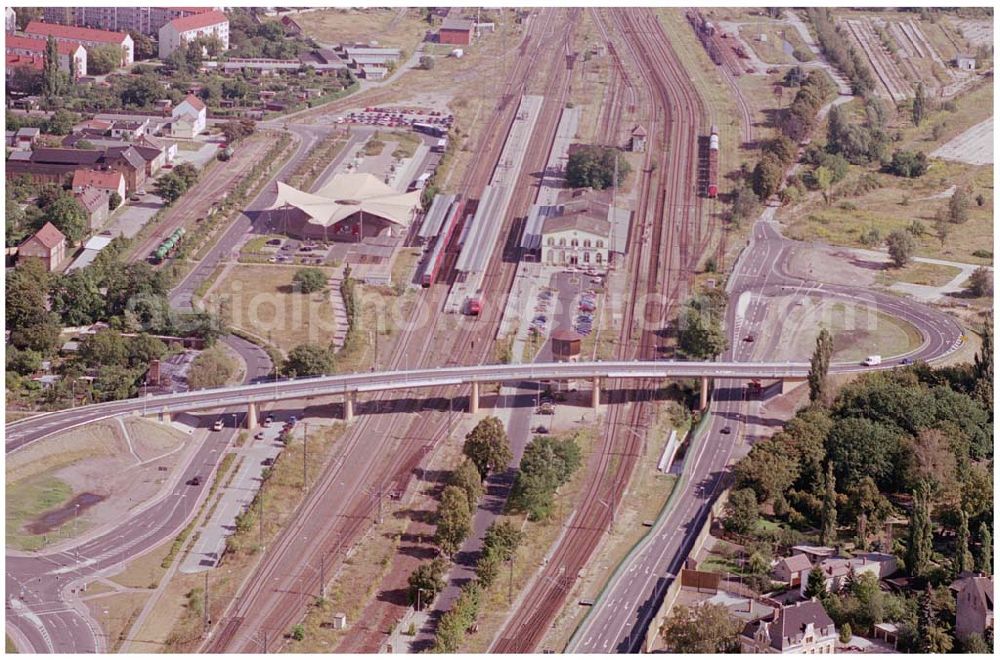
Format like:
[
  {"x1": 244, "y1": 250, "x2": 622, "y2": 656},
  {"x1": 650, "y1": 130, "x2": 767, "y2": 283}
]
[
  {"x1": 159, "y1": 409, "x2": 172, "y2": 424},
  {"x1": 780, "y1": 377, "x2": 808, "y2": 395},
  {"x1": 591, "y1": 377, "x2": 601, "y2": 410},
  {"x1": 344, "y1": 391, "x2": 356, "y2": 422},
  {"x1": 470, "y1": 382, "x2": 480, "y2": 414},
  {"x1": 699, "y1": 376, "x2": 711, "y2": 411},
  {"x1": 246, "y1": 402, "x2": 258, "y2": 430}
]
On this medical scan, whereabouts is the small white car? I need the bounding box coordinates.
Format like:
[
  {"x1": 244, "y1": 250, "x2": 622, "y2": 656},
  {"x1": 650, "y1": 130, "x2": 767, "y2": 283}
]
[{"x1": 862, "y1": 355, "x2": 882, "y2": 366}]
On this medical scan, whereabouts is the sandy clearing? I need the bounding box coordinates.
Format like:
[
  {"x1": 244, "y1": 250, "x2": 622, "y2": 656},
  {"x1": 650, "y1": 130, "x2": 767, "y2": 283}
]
[
  {"x1": 931, "y1": 117, "x2": 994, "y2": 166},
  {"x1": 784, "y1": 244, "x2": 879, "y2": 288}
]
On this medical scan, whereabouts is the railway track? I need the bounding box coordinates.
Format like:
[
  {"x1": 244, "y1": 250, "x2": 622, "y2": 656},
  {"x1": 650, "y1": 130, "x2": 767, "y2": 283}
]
[
  {"x1": 491, "y1": 8, "x2": 708, "y2": 652},
  {"x1": 202, "y1": 9, "x2": 583, "y2": 653}
]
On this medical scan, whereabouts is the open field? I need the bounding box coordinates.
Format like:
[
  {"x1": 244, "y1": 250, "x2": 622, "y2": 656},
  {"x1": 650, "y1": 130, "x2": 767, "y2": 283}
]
[
  {"x1": 85, "y1": 590, "x2": 150, "y2": 653},
  {"x1": 108, "y1": 539, "x2": 173, "y2": 590},
  {"x1": 207, "y1": 264, "x2": 339, "y2": 353},
  {"x1": 6, "y1": 419, "x2": 189, "y2": 551},
  {"x1": 876, "y1": 260, "x2": 963, "y2": 287},
  {"x1": 301, "y1": 8, "x2": 429, "y2": 58},
  {"x1": 761, "y1": 297, "x2": 923, "y2": 363}
]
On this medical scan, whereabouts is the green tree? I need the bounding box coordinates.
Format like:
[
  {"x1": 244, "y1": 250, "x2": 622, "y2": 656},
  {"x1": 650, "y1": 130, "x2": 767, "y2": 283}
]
[
  {"x1": 88, "y1": 44, "x2": 123, "y2": 75},
  {"x1": 128, "y1": 333, "x2": 166, "y2": 368},
  {"x1": 119, "y1": 74, "x2": 164, "y2": 108},
  {"x1": 6, "y1": 261, "x2": 51, "y2": 331},
  {"x1": 912, "y1": 82, "x2": 926, "y2": 127},
  {"x1": 804, "y1": 565, "x2": 828, "y2": 599},
  {"x1": 79, "y1": 329, "x2": 130, "y2": 367},
  {"x1": 408, "y1": 558, "x2": 447, "y2": 609},
  {"x1": 43, "y1": 195, "x2": 88, "y2": 244},
  {"x1": 965, "y1": 266, "x2": 993, "y2": 297},
  {"x1": 840, "y1": 622, "x2": 853, "y2": 643},
  {"x1": 462, "y1": 416, "x2": 512, "y2": 478},
  {"x1": 283, "y1": 343, "x2": 335, "y2": 377},
  {"x1": 678, "y1": 298, "x2": 728, "y2": 359},
  {"x1": 814, "y1": 165, "x2": 833, "y2": 204},
  {"x1": 43, "y1": 35, "x2": 67, "y2": 99},
  {"x1": 92, "y1": 364, "x2": 141, "y2": 402},
  {"x1": 821, "y1": 462, "x2": 838, "y2": 546},
  {"x1": 291, "y1": 624, "x2": 305, "y2": 641},
  {"x1": 948, "y1": 186, "x2": 970, "y2": 224},
  {"x1": 888, "y1": 150, "x2": 928, "y2": 178},
  {"x1": 906, "y1": 481, "x2": 934, "y2": 578},
  {"x1": 187, "y1": 345, "x2": 237, "y2": 390},
  {"x1": 752, "y1": 153, "x2": 784, "y2": 200},
  {"x1": 825, "y1": 416, "x2": 901, "y2": 488},
  {"x1": 508, "y1": 435, "x2": 582, "y2": 520},
  {"x1": 732, "y1": 437, "x2": 798, "y2": 504},
  {"x1": 292, "y1": 268, "x2": 327, "y2": 294},
  {"x1": 152, "y1": 172, "x2": 187, "y2": 204},
  {"x1": 173, "y1": 162, "x2": 200, "y2": 188},
  {"x1": 975, "y1": 522, "x2": 991, "y2": 576},
  {"x1": 722, "y1": 488, "x2": 758, "y2": 536},
  {"x1": 955, "y1": 509, "x2": 973, "y2": 575},
  {"x1": 128, "y1": 30, "x2": 157, "y2": 60},
  {"x1": 808, "y1": 327, "x2": 834, "y2": 402},
  {"x1": 886, "y1": 229, "x2": 916, "y2": 267},
  {"x1": 6, "y1": 346, "x2": 42, "y2": 376},
  {"x1": 565, "y1": 145, "x2": 630, "y2": 190},
  {"x1": 448, "y1": 458, "x2": 483, "y2": 511},
  {"x1": 46, "y1": 109, "x2": 77, "y2": 136},
  {"x1": 972, "y1": 314, "x2": 993, "y2": 411},
  {"x1": 435, "y1": 485, "x2": 472, "y2": 555},
  {"x1": 419, "y1": 55, "x2": 435, "y2": 70},
  {"x1": 109, "y1": 191, "x2": 122, "y2": 210},
  {"x1": 659, "y1": 603, "x2": 741, "y2": 653}
]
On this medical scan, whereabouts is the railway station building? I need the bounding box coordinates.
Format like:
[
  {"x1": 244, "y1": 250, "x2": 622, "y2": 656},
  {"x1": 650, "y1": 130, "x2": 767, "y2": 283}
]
[
  {"x1": 521, "y1": 188, "x2": 631, "y2": 270},
  {"x1": 267, "y1": 173, "x2": 421, "y2": 242}
]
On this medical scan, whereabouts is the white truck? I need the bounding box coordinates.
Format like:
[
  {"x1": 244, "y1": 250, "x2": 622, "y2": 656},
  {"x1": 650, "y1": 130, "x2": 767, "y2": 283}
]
[{"x1": 862, "y1": 355, "x2": 882, "y2": 366}]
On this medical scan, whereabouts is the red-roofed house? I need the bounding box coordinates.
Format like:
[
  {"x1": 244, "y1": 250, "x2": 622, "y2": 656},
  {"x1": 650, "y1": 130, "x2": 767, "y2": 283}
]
[
  {"x1": 72, "y1": 169, "x2": 126, "y2": 200},
  {"x1": 25, "y1": 20, "x2": 133, "y2": 66},
  {"x1": 171, "y1": 94, "x2": 207, "y2": 138},
  {"x1": 6, "y1": 34, "x2": 87, "y2": 77},
  {"x1": 19, "y1": 222, "x2": 67, "y2": 271},
  {"x1": 74, "y1": 186, "x2": 111, "y2": 229},
  {"x1": 158, "y1": 10, "x2": 229, "y2": 60}
]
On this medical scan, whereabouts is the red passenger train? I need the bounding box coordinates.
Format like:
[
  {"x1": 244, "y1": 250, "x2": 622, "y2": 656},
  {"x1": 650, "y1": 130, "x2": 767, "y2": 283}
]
[{"x1": 421, "y1": 198, "x2": 466, "y2": 287}]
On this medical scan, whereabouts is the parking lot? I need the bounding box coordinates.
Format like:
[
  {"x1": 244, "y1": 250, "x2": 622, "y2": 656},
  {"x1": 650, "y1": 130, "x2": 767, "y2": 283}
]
[
  {"x1": 528, "y1": 269, "x2": 606, "y2": 358},
  {"x1": 335, "y1": 105, "x2": 454, "y2": 129},
  {"x1": 248, "y1": 236, "x2": 336, "y2": 266}
]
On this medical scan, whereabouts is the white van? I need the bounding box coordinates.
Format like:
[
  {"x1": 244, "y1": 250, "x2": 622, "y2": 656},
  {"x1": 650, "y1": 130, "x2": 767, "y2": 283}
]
[{"x1": 862, "y1": 355, "x2": 882, "y2": 366}]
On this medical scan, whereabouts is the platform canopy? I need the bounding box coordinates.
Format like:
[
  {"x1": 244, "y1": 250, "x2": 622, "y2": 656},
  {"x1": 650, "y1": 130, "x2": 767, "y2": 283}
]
[{"x1": 270, "y1": 172, "x2": 421, "y2": 229}]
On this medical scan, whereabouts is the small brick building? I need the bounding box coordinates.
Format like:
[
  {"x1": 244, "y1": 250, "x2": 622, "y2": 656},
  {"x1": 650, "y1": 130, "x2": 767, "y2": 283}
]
[
  {"x1": 19, "y1": 222, "x2": 67, "y2": 271},
  {"x1": 439, "y1": 18, "x2": 474, "y2": 45}
]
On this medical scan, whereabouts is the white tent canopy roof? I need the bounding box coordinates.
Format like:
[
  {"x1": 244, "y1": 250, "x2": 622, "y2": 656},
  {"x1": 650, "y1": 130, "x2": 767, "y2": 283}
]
[{"x1": 270, "y1": 173, "x2": 421, "y2": 229}]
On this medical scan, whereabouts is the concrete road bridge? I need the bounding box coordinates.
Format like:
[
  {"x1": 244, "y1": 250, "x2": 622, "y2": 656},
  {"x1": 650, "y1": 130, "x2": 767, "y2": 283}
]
[{"x1": 11, "y1": 358, "x2": 905, "y2": 451}]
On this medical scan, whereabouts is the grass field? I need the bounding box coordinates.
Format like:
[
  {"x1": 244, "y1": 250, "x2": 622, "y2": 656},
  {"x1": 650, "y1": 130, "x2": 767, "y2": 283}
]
[
  {"x1": 780, "y1": 301, "x2": 924, "y2": 362},
  {"x1": 6, "y1": 475, "x2": 74, "y2": 551},
  {"x1": 876, "y1": 260, "x2": 962, "y2": 287},
  {"x1": 301, "y1": 8, "x2": 429, "y2": 59},
  {"x1": 208, "y1": 264, "x2": 339, "y2": 353}
]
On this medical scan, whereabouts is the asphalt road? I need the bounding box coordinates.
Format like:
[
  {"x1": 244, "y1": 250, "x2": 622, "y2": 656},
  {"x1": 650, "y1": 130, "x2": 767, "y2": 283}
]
[{"x1": 565, "y1": 212, "x2": 964, "y2": 653}]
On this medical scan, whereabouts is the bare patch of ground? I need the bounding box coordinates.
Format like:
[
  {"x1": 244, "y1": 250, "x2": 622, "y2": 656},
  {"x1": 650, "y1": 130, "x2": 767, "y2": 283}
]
[
  {"x1": 301, "y1": 8, "x2": 428, "y2": 57},
  {"x1": 756, "y1": 295, "x2": 923, "y2": 363},
  {"x1": 785, "y1": 244, "x2": 879, "y2": 287}
]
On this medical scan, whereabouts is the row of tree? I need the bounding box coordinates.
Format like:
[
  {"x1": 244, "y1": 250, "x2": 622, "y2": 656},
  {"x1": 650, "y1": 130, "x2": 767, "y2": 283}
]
[
  {"x1": 153, "y1": 162, "x2": 200, "y2": 205},
  {"x1": 806, "y1": 8, "x2": 878, "y2": 97}
]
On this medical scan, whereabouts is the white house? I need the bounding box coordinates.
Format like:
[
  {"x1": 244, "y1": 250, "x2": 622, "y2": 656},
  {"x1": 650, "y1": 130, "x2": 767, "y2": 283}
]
[
  {"x1": 158, "y1": 10, "x2": 229, "y2": 60},
  {"x1": 740, "y1": 601, "x2": 838, "y2": 654},
  {"x1": 6, "y1": 7, "x2": 16, "y2": 32},
  {"x1": 171, "y1": 95, "x2": 207, "y2": 138}
]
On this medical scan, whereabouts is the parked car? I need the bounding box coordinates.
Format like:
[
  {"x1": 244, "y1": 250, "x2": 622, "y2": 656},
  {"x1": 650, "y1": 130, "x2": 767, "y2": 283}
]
[
  {"x1": 212, "y1": 419, "x2": 224, "y2": 431},
  {"x1": 187, "y1": 476, "x2": 203, "y2": 486}
]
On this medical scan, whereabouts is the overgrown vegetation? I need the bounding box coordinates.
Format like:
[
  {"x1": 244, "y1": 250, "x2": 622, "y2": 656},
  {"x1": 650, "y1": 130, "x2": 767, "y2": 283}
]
[{"x1": 565, "y1": 145, "x2": 631, "y2": 190}]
